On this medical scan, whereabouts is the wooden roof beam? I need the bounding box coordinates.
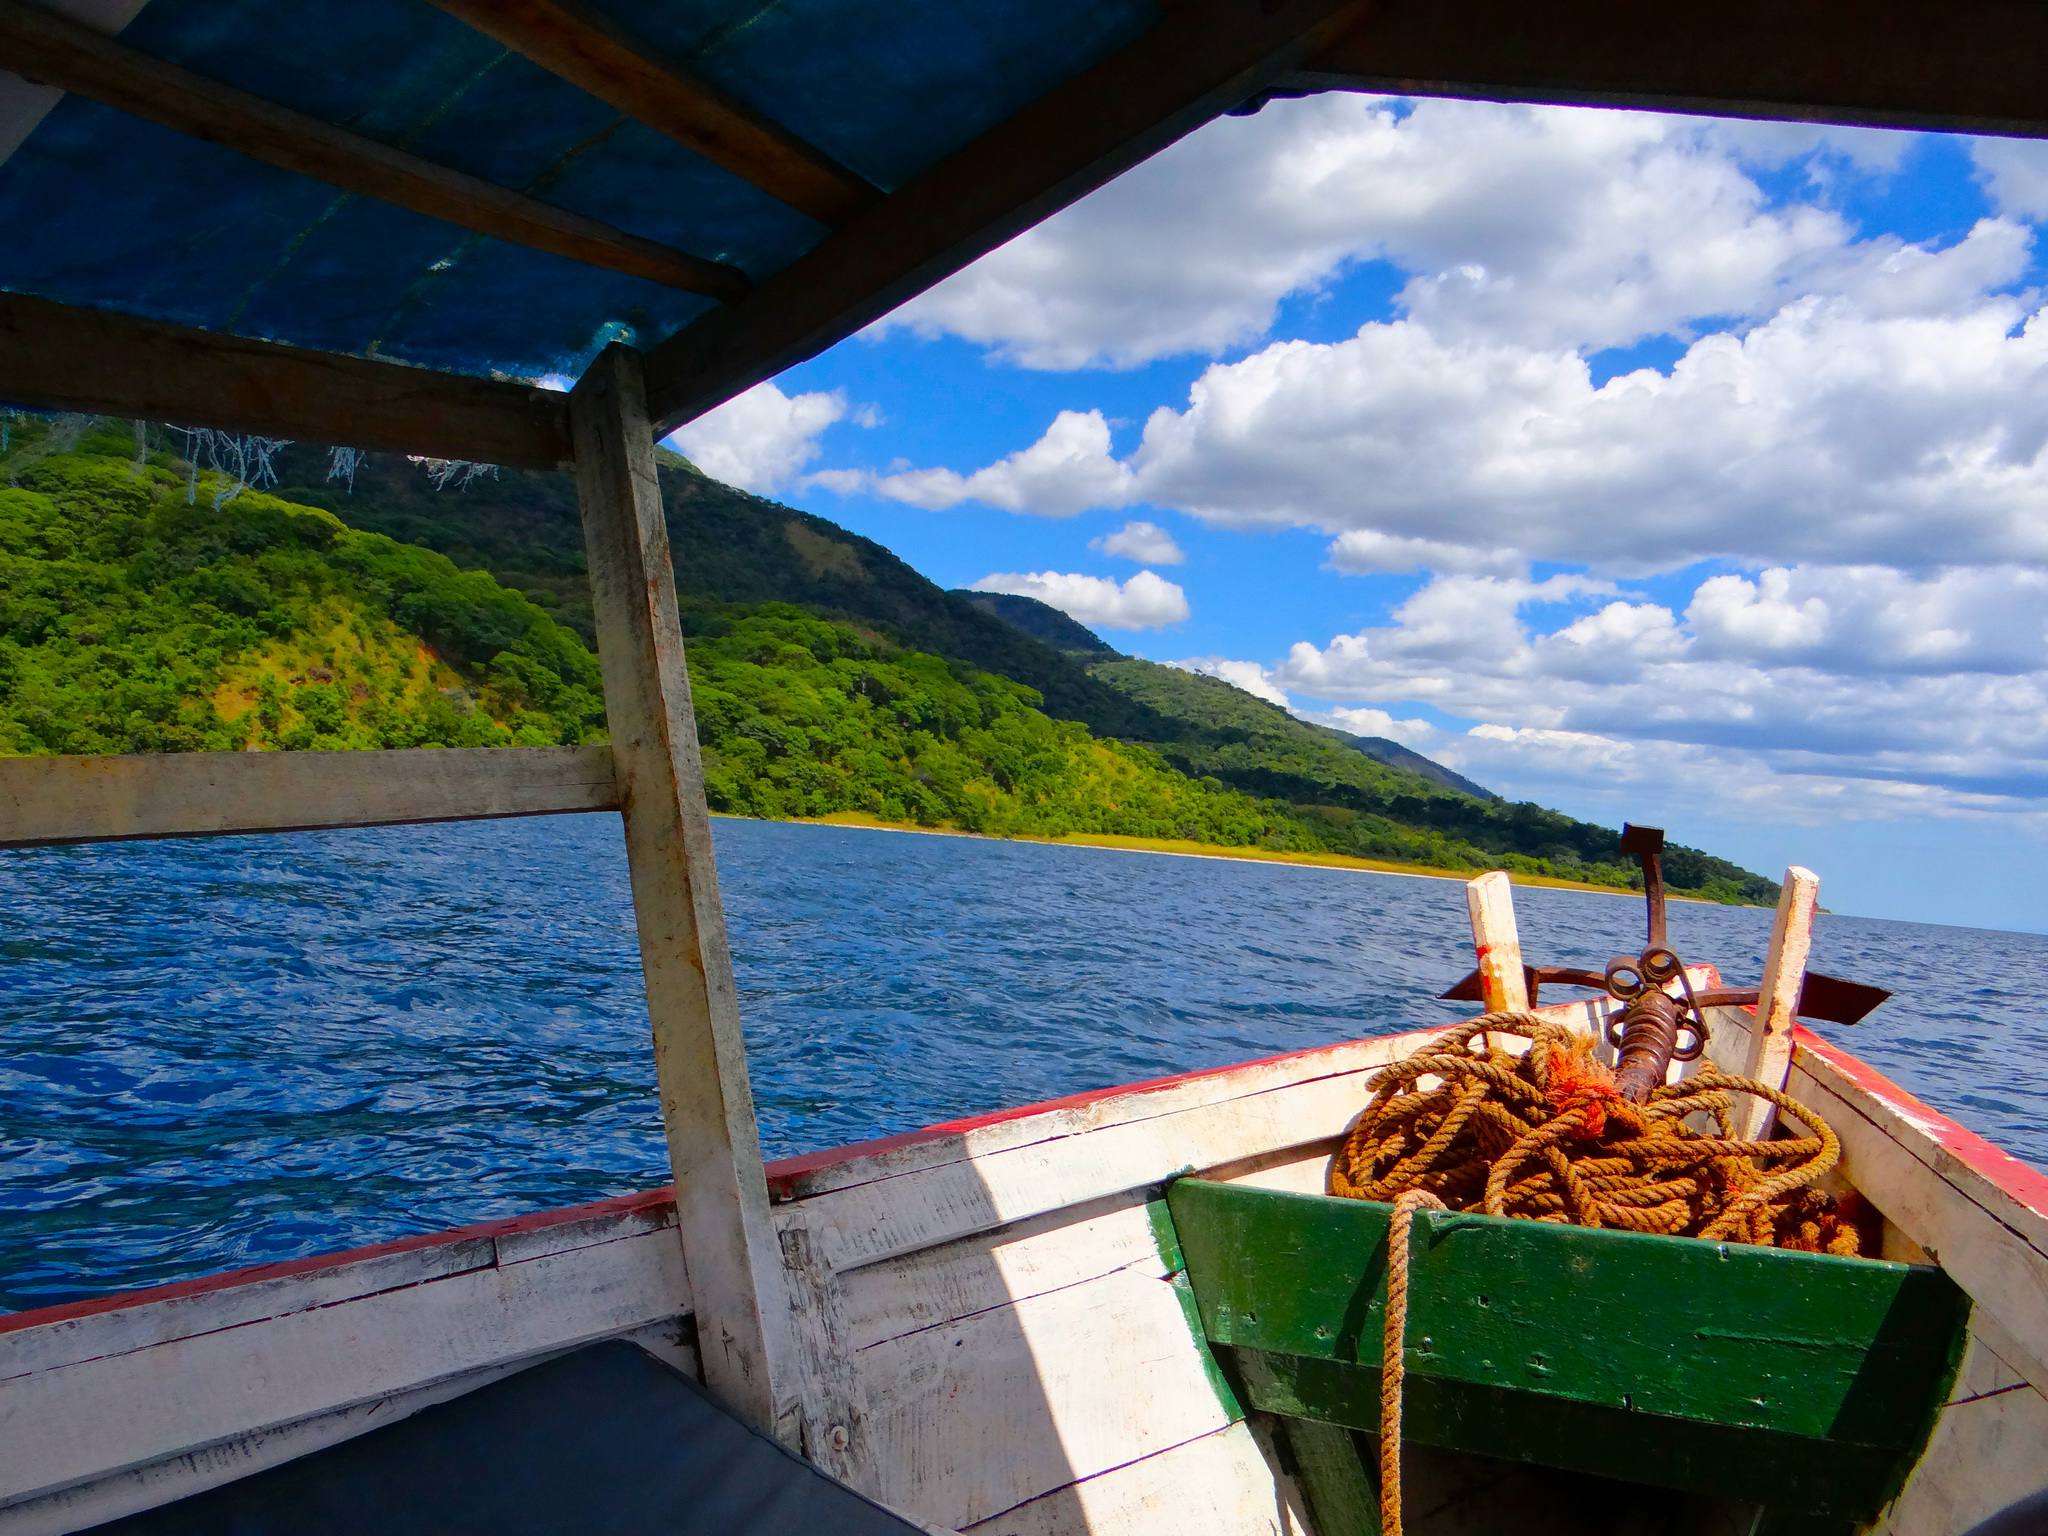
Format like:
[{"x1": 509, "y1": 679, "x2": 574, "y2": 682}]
[
  {"x1": 640, "y1": 0, "x2": 1372, "y2": 437},
  {"x1": 0, "y1": 293, "x2": 572, "y2": 468},
  {"x1": 1289, "y1": 0, "x2": 2048, "y2": 140},
  {"x1": 0, "y1": 0, "x2": 750, "y2": 298},
  {"x1": 425, "y1": 0, "x2": 877, "y2": 227}
]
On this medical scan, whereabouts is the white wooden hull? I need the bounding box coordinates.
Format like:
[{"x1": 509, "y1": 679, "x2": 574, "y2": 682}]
[{"x1": 3, "y1": 990, "x2": 2043, "y2": 1534}]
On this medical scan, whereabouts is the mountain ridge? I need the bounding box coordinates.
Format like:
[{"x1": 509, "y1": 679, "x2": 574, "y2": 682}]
[
  {"x1": 265, "y1": 440, "x2": 1773, "y2": 902},
  {"x1": 956, "y1": 587, "x2": 1495, "y2": 800}
]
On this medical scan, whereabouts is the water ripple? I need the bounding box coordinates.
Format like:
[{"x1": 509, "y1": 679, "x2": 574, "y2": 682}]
[{"x1": 2, "y1": 816, "x2": 2042, "y2": 1310}]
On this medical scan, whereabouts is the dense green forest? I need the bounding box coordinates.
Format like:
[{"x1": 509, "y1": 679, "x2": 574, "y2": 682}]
[
  {"x1": 0, "y1": 420, "x2": 605, "y2": 755},
  {"x1": 0, "y1": 422, "x2": 1295, "y2": 845},
  {"x1": 0, "y1": 418, "x2": 1775, "y2": 900}
]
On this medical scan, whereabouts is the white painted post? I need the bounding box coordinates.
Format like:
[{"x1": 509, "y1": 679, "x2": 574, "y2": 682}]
[
  {"x1": 1737, "y1": 865, "x2": 1821, "y2": 1140},
  {"x1": 1465, "y1": 871, "x2": 1530, "y2": 1014},
  {"x1": 570, "y1": 343, "x2": 786, "y2": 1432}
]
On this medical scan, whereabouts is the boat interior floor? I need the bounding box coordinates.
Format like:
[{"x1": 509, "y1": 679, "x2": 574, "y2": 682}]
[{"x1": 75, "y1": 1341, "x2": 927, "y2": 1536}]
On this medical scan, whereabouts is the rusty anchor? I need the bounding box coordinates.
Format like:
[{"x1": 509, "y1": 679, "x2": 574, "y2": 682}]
[{"x1": 1441, "y1": 825, "x2": 1890, "y2": 1103}]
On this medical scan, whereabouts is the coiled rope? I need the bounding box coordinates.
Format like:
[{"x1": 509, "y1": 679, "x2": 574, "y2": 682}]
[{"x1": 1330, "y1": 1010, "x2": 1860, "y2": 1536}]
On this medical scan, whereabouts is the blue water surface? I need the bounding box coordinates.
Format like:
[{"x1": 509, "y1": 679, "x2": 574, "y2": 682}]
[{"x1": 3, "y1": 815, "x2": 2043, "y2": 1311}]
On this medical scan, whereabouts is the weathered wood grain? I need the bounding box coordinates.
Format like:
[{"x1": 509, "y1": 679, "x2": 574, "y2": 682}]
[
  {"x1": 641, "y1": 0, "x2": 1370, "y2": 435},
  {"x1": 773, "y1": 1030, "x2": 1444, "y2": 1206},
  {"x1": 788, "y1": 989, "x2": 1660, "y2": 1275},
  {"x1": 1464, "y1": 871, "x2": 1528, "y2": 1014},
  {"x1": 1877, "y1": 1327, "x2": 2048, "y2": 1534},
  {"x1": 0, "y1": 0, "x2": 749, "y2": 296},
  {"x1": 1784, "y1": 1036, "x2": 2048, "y2": 1399},
  {"x1": 1272, "y1": 1419, "x2": 1380, "y2": 1536},
  {"x1": 835, "y1": 1195, "x2": 1168, "y2": 1354},
  {"x1": 1738, "y1": 865, "x2": 1819, "y2": 1137},
  {"x1": 964, "y1": 1421, "x2": 1312, "y2": 1536},
  {"x1": 571, "y1": 344, "x2": 787, "y2": 1430},
  {"x1": 854, "y1": 1265, "x2": 1241, "y2": 1529},
  {"x1": 0, "y1": 293, "x2": 571, "y2": 468},
  {"x1": 424, "y1": 0, "x2": 874, "y2": 225},
  {"x1": 0, "y1": 746, "x2": 617, "y2": 848}
]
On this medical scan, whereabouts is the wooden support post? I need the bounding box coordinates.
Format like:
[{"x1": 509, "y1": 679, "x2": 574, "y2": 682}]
[
  {"x1": 1738, "y1": 866, "x2": 1820, "y2": 1140},
  {"x1": 569, "y1": 342, "x2": 786, "y2": 1432},
  {"x1": 1464, "y1": 871, "x2": 1530, "y2": 1014}
]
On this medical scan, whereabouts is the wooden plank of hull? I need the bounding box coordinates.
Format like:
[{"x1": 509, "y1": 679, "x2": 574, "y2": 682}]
[
  {"x1": 834, "y1": 1195, "x2": 1170, "y2": 1355},
  {"x1": 765, "y1": 1033, "x2": 1433, "y2": 1203},
  {"x1": 0, "y1": 1209, "x2": 692, "y2": 1519},
  {"x1": 1879, "y1": 1326, "x2": 2048, "y2": 1535},
  {"x1": 0, "y1": 745, "x2": 618, "y2": 848},
  {"x1": 767, "y1": 982, "x2": 1690, "y2": 1206},
  {"x1": 963, "y1": 1421, "x2": 1312, "y2": 1536},
  {"x1": 795, "y1": 1038, "x2": 1435, "y2": 1276},
  {"x1": 853, "y1": 1265, "x2": 1242, "y2": 1530},
  {"x1": 1783, "y1": 1027, "x2": 2048, "y2": 1400},
  {"x1": 0, "y1": 1188, "x2": 677, "y2": 1382},
  {"x1": 786, "y1": 990, "x2": 1653, "y2": 1276}
]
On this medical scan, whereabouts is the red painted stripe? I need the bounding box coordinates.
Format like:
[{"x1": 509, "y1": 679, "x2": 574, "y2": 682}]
[
  {"x1": 762, "y1": 1031, "x2": 1422, "y2": 1199},
  {"x1": 1794, "y1": 1025, "x2": 2048, "y2": 1215}
]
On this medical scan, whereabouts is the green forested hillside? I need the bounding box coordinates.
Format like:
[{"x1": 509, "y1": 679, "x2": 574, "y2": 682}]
[
  {"x1": 686, "y1": 606, "x2": 1299, "y2": 844},
  {"x1": 0, "y1": 423, "x2": 1296, "y2": 846},
  {"x1": 270, "y1": 445, "x2": 1166, "y2": 740},
  {"x1": 1, "y1": 419, "x2": 1774, "y2": 899},
  {"x1": 0, "y1": 421, "x2": 605, "y2": 755},
  {"x1": 955, "y1": 589, "x2": 1118, "y2": 656}
]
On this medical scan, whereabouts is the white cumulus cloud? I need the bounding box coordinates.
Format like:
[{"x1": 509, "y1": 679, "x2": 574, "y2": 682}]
[
  {"x1": 1324, "y1": 705, "x2": 1440, "y2": 749},
  {"x1": 1091, "y1": 519, "x2": 1185, "y2": 564},
  {"x1": 895, "y1": 248, "x2": 2047, "y2": 574},
  {"x1": 970, "y1": 569, "x2": 1189, "y2": 630},
  {"x1": 1972, "y1": 136, "x2": 2048, "y2": 222},
  {"x1": 666, "y1": 380, "x2": 865, "y2": 495},
  {"x1": 873, "y1": 410, "x2": 1135, "y2": 517},
  {"x1": 1255, "y1": 563, "x2": 2048, "y2": 820},
  {"x1": 881, "y1": 96, "x2": 1931, "y2": 368}
]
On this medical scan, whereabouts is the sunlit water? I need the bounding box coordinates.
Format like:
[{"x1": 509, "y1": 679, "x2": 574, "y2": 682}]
[{"x1": 3, "y1": 815, "x2": 2043, "y2": 1311}]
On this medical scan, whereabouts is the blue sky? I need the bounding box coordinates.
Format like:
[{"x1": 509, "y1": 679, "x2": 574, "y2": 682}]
[{"x1": 668, "y1": 97, "x2": 2048, "y2": 932}]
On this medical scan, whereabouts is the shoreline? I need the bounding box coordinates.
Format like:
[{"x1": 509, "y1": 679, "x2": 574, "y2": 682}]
[{"x1": 741, "y1": 810, "x2": 1708, "y2": 903}]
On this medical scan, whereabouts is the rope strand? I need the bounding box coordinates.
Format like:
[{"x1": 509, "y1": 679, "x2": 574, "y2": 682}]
[{"x1": 1379, "y1": 1188, "x2": 1444, "y2": 1536}]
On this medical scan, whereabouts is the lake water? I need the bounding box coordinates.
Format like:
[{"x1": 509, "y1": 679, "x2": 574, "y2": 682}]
[{"x1": 3, "y1": 815, "x2": 2043, "y2": 1312}]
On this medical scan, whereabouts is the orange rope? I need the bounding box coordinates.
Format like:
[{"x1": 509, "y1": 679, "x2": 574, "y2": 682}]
[
  {"x1": 1379, "y1": 1188, "x2": 1444, "y2": 1536},
  {"x1": 1335, "y1": 1010, "x2": 1860, "y2": 1536}
]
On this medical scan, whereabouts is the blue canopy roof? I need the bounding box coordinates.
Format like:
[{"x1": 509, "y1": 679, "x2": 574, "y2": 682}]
[{"x1": 0, "y1": 0, "x2": 1158, "y2": 383}]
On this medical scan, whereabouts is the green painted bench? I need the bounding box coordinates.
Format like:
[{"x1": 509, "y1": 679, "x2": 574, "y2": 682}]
[{"x1": 1163, "y1": 1178, "x2": 1969, "y2": 1530}]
